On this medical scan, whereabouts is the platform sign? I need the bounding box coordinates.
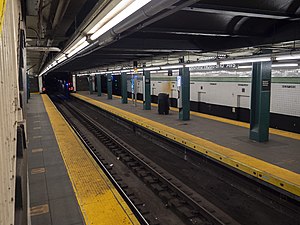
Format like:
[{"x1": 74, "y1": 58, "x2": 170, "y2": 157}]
[
  {"x1": 176, "y1": 76, "x2": 182, "y2": 87},
  {"x1": 142, "y1": 76, "x2": 145, "y2": 101},
  {"x1": 262, "y1": 79, "x2": 271, "y2": 91}
]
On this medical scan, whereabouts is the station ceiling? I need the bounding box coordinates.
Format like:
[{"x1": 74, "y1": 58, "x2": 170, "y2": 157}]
[{"x1": 25, "y1": 0, "x2": 300, "y2": 75}]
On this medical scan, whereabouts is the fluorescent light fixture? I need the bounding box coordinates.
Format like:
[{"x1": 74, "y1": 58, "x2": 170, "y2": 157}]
[
  {"x1": 276, "y1": 53, "x2": 300, "y2": 61},
  {"x1": 238, "y1": 63, "x2": 298, "y2": 69},
  {"x1": 143, "y1": 66, "x2": 160, "y2": 71},
  {"x1": 151, "y1": 70, "x2": 169, "y2": 73},
  {"x1": 77, "y1": 73, "x2": 89, "y2": 77},
  {"x1": 90, "y1": 0, "x2": 151, "y2": 41},
  {"x1": 238, "y1": 65, "x2": 252, "y2": 69},
  {"x1": 66, "y1": 37, "x2": 87, "y2": 54},
  {"x1": 160, "y1": 64, "x2": 184, "y2": 70},
  {"x1": 56, "y1": 54, "x2": 66, "y2": 61},
  {"x1": 67, "y1": 41, "x2": 89, "y2": 58},
  {"x1": 185, "y1": 62, "x2": 217, "y2": 67},
  {"x1": 121, "y1": 69, "x2": 131, "y2": 73},
  {"x1": 51, "y1": 61, "x2": 57, "y2": 67},
  {"x1": 272, "y1": 63, "x2": 298, "y2": 68},
  {"x1": 57, "y1": 56, "x2": 67, "y2": 63},
  {"x1": 220, "y1": 56, "x2": 271, "y2": 65},
  {"x1": 88, "y1": 0, "x2": 135, "y2": 34}
]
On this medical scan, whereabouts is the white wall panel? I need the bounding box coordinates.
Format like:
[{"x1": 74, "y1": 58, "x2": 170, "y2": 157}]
[
  {"x1": 271, "y1": 84, "x2": 300, "y2": 116},
  {"x1": 147, "y1": 75, "x2": 300, "y2": 117},
  {"x1": 0, "y1": 1, "x2": 21, "y2": 224}
]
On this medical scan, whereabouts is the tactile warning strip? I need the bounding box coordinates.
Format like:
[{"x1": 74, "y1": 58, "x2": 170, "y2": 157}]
[
  {"x1": 42, "y1": 94, "x2": 140, "y2": 225},
  {"x1": 72, "y1": 93, "x2": 300, "y2": 198}
]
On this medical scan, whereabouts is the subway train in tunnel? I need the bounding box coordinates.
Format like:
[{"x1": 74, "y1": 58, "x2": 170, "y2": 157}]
[
  {"x1": 76, "y1": 70, "x2": 300, "y2": 133},
  {"x1": 43, "y1": 72, "x2": 74, "y2": 95}
]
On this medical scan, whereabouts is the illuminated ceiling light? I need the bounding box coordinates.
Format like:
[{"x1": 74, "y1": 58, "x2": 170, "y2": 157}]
[
  {"x1": 143, "y1": 66, "x2": 160, "y2": 71},
  {"x1": 88, "y1": 0, "x2": 135, "y2": 34},
  {"x1": 185, "y1": 62, "x2": 217, "y2": 67},
  {"x1": 90, "y1": 0, "x2": 151, "y2": 41},
  {"x1": 120, "y1": 69, "x2": 131, "y2": 73},
  {"x1": 52, "y1": 61, "x2": 57, "y2": 67},
  {"x1": 56, "y1": 54, "x2": 66, "y2": 61},
  {"x1": 150, "y1": 70, "x2": 167, "y2": 73},
  {"x1": 272, "y1": 63, "x2": 298, "y2": 68},
  {"x1": 160, "y1": 64, "x2": 184, "y2": 70},
  {"x1": 220, "y1": 56, "x2": 271, "y2": 65},
  {"x1": 66, "y1": 37, "x2": 87, "y2": 54},
  {"x1": 77, "y1": 73, "x2": 89, "y2": 77},
  {"x1": 276, "y1": 53, "x2": 300, "y2": 61},
  {"x1": 238, "y1": 63, "x2": 298, "y2": 69},
  {"x1": 57, "y1": 55, "x2": 67, "y2": 63},
  {"x1": 67, "y1": 41, "x2": 89, "y2": 58},
  {"x1": 238, "y1": 65, "x2": 252, "y2": 69}
]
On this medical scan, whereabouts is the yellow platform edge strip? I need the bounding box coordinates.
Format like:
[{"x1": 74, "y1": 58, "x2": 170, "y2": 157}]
[
  {"x1": 72, "y1": 93, "x2": 300, "y2": 198},
  {"x1": 0, "y1": 0, "x2": 6, "y2": 34},
  {"x1": 109, "y1": 93, "x2": 300, "y2": 141},
  {"x1": 41, "y1": 94, "x2": 140, "y2": 225}
]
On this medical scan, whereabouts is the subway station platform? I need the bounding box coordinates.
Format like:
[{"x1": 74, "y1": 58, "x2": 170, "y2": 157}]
[
  {"x1": 27, "y1": 94, "x2": 140, "y2": 225},
  {"x1": 72, "y1": 91, "x2": 300, "y2": 199}
]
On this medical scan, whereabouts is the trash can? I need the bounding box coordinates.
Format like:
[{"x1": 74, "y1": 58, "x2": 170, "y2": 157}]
[{"x1": 158, "y1": 93, "x2": 170, "y2": 115}]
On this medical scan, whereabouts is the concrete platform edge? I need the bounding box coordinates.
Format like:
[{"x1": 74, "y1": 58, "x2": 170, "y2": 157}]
[{"x1": 72, "y1": 93, "x2": 300, "y2": 199}]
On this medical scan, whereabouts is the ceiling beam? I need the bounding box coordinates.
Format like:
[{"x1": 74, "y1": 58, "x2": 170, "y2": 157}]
[
  {"x1": 182, "y1": 4, "x2": 298, "y2": 20},
  {"x1": 141, "y1": 27, "x2": 254, "y2": 38},
  {"x1": 107, "y1": 38, "x2": 202, "y2": 52},
  {"x1": 27, "y1": 46, "x2": 61, "y2": 52}
]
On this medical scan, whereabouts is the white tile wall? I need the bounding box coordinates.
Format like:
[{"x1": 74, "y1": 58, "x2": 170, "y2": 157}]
[{"x1": 135, "y1": 79, "x2": 300, "y2": 117}]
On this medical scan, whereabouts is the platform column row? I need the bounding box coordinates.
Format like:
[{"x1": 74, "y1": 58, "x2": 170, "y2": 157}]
[
  {"x1": 143, "y1": 71, "x2": 151, "y2": 110},
  {"x1": 96, "y1": 74, "x2": 102, "y2": 96},
  {"x1": 121, "y1": 72, "x2": 128, "y2": 104},
  {"x1": 179, "y1": 67, "x2": 190, "y2": 121},
  {"x1": 107, "y1": 73, "x2": 112, "y2": 99},
  {"x1": 249, "y1": 61, "x2": 272, "y2": 142}
]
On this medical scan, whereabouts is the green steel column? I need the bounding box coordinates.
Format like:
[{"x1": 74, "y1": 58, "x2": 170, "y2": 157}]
[
  {"x1": 97, "y1": 74, "x2": 102, "y2": 96},
  {"x1": 179, "y1": 67, "x2": 190, "y2": 121},
  {"x1": 107, "y1": 73, "x2": 112, "y2": 99},
  {"x1": 27, "y1": 74, "x2": 30, "y2": 101},
  {"x1": 88, "y1": 76, "x2": 93, "y2": 94},
  {"x1": 143, "y1": 71, "x2": 151, "y2": 110},
  {"x1": 121, "y1": 72, "x2": 128, "y2": 104},
  {"x1": 249, "y1": 61, "x2": 272, "y2": 142}
]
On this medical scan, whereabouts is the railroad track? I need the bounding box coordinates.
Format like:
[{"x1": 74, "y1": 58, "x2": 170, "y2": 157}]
[{"x1": 52, "y1": 95, "x2": 239, "y2": 225}]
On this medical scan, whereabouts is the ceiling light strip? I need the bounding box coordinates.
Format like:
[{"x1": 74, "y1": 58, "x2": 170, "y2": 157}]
[{"x1": 90, "y1": 0, "x2": 151, "y2": 41}]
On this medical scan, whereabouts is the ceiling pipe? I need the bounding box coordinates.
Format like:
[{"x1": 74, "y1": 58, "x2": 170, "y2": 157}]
[
  {"x1": 52, "y1": 0, "x2": 71, "y2": 31},
  {"x1": 96, "y1": 0, "x2": 183, "y2": 47},
  {"x1": 27, "y1": 46, "x2": 61, "y2": 52},
  {"x1": 43, "y1": 0, "x2": 201, "y2": 74},
  {"x1": 74, "y1": 0, "x2": 200, "y2": 58},
  {"x1": 56, "y1": 0, "x2": 184, "y2": 66},
  {"x1": 39, "y1": 0, "x2": 71, "y2": 72}
]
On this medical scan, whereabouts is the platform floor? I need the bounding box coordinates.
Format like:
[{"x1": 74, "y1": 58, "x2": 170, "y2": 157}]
[
  {"x1": 27, "y1": 94, "x2": 140, "y2": 225},
  {"x1": 27, "y1": 94, "x2": 85, "y2": 225},
  {"x1": 73, "y1": 91, "x2": 300, "y2": 198}
]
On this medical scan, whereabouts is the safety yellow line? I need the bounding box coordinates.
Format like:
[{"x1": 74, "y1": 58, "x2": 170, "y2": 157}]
[
  {"x1": 0, "y1": 0, "x2": 6, "y2": 34},
  {"x1": 42, "y1": 94, "x2": 140, "y2": 225},
  {"x1": 107, "y1": 93, "x2": 300, "y2": 140},
  {"x1": 72, "y1": 93, "x2": 300, "y2": 198}
]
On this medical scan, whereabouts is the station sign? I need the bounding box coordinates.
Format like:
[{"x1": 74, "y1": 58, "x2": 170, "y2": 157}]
[{"x1": 189, "y1": 63, "x2": 236, "y2": 71}]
